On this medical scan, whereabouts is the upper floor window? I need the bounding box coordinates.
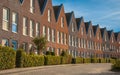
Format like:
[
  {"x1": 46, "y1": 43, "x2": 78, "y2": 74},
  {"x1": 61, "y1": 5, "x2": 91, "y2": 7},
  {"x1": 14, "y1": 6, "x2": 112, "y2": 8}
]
[
  {"x1": 97, "y1": 33, "x2": 100, "y2": 40},
  {"x1": 112, "y1": 37, "x2": 114, "y2": 43},
  {"x1": 57, "y1": 31, "x2": 60, "y2": 43},
  {"x1": 72, "y1": 22, "x2": 75, "y2": 32},
  {"x1": 81, "y1": 27, "x2": 84, "y2": 35},
  {"x1": 90, "y1": 29, "x2": 92, "y2": 38},
  {"x1": 64, "y1": 33, "x2": 67, "y2": 45},
  {"x1": 2, "y1": 8, "x2": 9, "y2": 31},
  {"x1": 52, "y1": 29, "x2": 55, "y2": 42},
  {"x1": 36, "y1": 23, "x2": 40, "y2": 37},
  {"x1": 23, "y1": 17, "x2": 28, "y2": 35},
  {"x1": 61, "y1": 17, "x2": 64, "y2": 28},
  {"x1": 43, "y1": 26, "x2": 46, "y2": 37},
  {"x1": 12, "y1": 12, "x2": 18, "y2": 33},
  {"x1": 30, "y1": 20, "x2": 34, "y2": 37},
  {"x1": 48, "y1": 9, "x2": 51, "y2": 22},
  {"x1": 104, "y1": 35, "x2": 107, "y2": 41},
  {"x1": 30, "y1": 0, "x2": 34, "y2": 13},
  {"x1": 48, "y1": 27, "x2": 50, "y2": 41}
]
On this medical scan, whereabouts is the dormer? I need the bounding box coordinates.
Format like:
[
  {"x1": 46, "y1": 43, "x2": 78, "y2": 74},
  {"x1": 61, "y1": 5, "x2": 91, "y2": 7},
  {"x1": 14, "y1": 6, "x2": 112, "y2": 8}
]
[
  {"x1": 100, "y1": 28, "x2": 109, "y2": 42},
  {"x1": 108, "y1": 30, "x2": 116, "y2": 43}
]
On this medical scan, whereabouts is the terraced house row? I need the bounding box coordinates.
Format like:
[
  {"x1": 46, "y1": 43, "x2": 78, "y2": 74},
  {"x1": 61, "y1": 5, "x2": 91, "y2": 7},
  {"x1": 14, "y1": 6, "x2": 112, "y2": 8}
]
[{"x1": 0, "y1": 0, "x2": 120, "y2": 58}]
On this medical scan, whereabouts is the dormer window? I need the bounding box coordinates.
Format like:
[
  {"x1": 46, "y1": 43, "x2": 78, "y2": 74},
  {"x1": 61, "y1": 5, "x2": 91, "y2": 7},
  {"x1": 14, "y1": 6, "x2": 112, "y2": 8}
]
[
  {"x1": 48, "y1": 9, "x2": 51, "y2": 22},
  {"x1": 72, "y1": 22, "x2": 75, "y2": 32},
  {"x1": 61, "y1": 17, "x2": 64, "y2": 28},
  {"x1": 30, "y1": 0, "x2": 34, "y2": 13},
  {"x1": 90, "y1": 29, "x2": 92, "y2": 38},
  {"x1": 81, "y1": 27, "x2": 83, "y2": 35}
]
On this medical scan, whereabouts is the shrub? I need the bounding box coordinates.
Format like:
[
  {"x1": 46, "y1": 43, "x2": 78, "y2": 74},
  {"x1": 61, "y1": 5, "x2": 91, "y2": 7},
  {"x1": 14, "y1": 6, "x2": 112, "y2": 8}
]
[
  {"x1": 0, "y1": 46, "x2": 16, "y2": 70},
  {"x1": 16, "y1": 49, "x2": 44, "y2": 68},
  {"x1": 61, "y1": 55, "x2": 72, "y2": 64},
  {"x1": 112, "y1": 60, "x2": 120, "y2": 71},
  {"x1": 44, "y1": 55, "x2": 61, "y2": 65},
  {"x1": 99, "y1": 58, "x2": 107, "y2": 63},
  {"x1": 83, "y1": 58, "x2": 91, "y2": 63},
  {"x1": 46, "y1": 51, "x2": 55, "y2": 56},
  {"x1": 109, "y1": 59, "x2": 116, "y2": 64},
  {"x1": 74, "y1": 57, "x2": 84, "y2": 64}
]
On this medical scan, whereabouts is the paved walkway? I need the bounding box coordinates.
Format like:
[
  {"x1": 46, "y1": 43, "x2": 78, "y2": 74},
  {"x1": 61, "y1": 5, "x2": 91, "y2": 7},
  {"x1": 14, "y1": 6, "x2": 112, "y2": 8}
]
[{"x1": 0, "y1": 63, "x2": 120, "y2": 75}]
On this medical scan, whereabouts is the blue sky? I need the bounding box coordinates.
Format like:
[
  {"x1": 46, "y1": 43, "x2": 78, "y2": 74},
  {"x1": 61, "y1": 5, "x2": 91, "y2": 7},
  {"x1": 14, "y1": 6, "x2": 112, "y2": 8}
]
[{"x1": 52, "y1": 0, "x2": 120, "y2": 32}]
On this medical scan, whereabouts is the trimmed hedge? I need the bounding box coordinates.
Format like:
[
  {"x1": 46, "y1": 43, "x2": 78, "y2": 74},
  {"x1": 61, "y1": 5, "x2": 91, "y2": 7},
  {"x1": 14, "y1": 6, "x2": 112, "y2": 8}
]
[
  {"x1": 16, "y1": 49, "x2": 44, "y2": 68},
  {"x1": 74, "y1": 57, "x2": 84, "y2": 64},
  {"x1": 83, "y1": 58, "x2": 91, "y2": 63},
  {"x1": 44, "y1": 55, "x2": 61, "y2": 65},
  {"x1": 112, "y1": 60, "x2": 120, "y2": 71},
  {"x1": 0, "y1": 46, "x2": 16, "y2": 70},
  {"x1": 61, "y1": 55, "x2": 72, "y2": 64}
]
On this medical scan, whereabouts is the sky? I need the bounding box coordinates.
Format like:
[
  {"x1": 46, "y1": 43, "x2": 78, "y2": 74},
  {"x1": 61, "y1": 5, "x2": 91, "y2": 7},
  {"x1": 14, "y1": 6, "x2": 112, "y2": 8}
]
[{"x1": 52, "y1": 0, "x2": 120, "y2": 32}]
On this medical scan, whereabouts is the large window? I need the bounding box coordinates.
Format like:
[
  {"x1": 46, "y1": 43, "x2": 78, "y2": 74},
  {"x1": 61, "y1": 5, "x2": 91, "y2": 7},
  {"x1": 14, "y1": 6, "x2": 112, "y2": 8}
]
[
  {"x1": 48, "y1": 9, "x2": 51, "y2": 22},
  {"x1": 12, "y1": 12, "x2": 18, "y2": 33},
  {"x1": 81, "y1": 27, "x2": 84, "y2": 35},
  {"x1": 30, "y1": 0, "x2": 34, "y2": 13},
  {"x1": 23, "y1": 17, "x2": 28, "y2": 35},
  {"x1": 30, "y1": 20, "x2": 34, "y2": 37},
  {"x1": 2, "y1": 39, "x2": 9, "y2": 46},
  {"x1": 69, "y1": 35, "x2": 71, "y2": 46},
  {"x1": 2, "y1": 8, "x2": 9, "y2": 31},
  {"x1": 57, "y1": 31, "x2": 60, "y2": 43},
  {"x1": 43, "y1": 26, "x2": 46, "y2": 37},
  {"x1": 64, "y1": 33, "x2": 67, "y2": 45},
  {"x1": 61, "y1": 17, "x2": 64, "y2": 28},
  {"x1": 12, "y1": 40, "x2": 18, "y2": 50},
  {"x1": 48, "y1": 27, "x2": 50, "y2": 41},
  {"x1": 36, "y1": 23, "x2": 40, "y2": 36},
  {"x1": 52, "y1": 29, "x2": 55, "y2": 42},
  {"x1": 72, "y1": 22, "x2": 75, "y2": 32}
]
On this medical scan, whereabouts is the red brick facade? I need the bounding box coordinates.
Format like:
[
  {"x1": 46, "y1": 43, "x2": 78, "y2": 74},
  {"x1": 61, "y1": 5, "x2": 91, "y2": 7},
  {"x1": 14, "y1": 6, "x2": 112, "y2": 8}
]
[{"x1": 0, "y1": 0, "x2": 120, "y2": 58}]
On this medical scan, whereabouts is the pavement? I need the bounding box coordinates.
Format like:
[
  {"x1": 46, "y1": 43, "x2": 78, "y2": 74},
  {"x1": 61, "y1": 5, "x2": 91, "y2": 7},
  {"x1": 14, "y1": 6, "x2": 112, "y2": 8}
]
[{"x1": 0, "y1": 63, "x2": 120, "y2": 75}]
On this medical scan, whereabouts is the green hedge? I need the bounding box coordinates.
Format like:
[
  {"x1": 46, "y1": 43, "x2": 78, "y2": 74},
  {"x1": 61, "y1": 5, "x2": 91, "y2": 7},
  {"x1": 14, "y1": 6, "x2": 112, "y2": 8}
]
[
  {"x1": 0, "y1": 46, "x2": 16, "y2": 70},
  {"x1": 16, "y1": 49, "x2": 44, "y2": 68},
  {"x1": 112, "y1": 60, "x2": 120, "y2": 71},
  {"x1": 75, "y1": 57, "x2": 84, "y2": 64},
  {"x1": 44, "y1": 55, "x2": 61, "y2": 65},
  {"x1": 61, "y1": 55, "x2": 72, "y2": 64},
  {"x1": 83, "y1": 58, "x2": 91, "y2": 63}
]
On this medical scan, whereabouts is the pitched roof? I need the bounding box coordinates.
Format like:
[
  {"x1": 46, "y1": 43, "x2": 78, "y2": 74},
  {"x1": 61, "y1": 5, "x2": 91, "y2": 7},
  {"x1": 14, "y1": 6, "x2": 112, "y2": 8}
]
[
  {"x1": 114, "y1": 32, "x2": 119, "y2": 40},
  {"x1": 92, "y1": 25, "x2": 99, "y2": 36},
  {"x1": 65, "y1": 11, "x2": 74, "y2": 26},
  {"x1": 85, "y1": 21, "x2": 91, "y2": 34},
  {"x1": 38, "y1": 0, "x2": 48, "y2": 14},
  {"x1": 100, "y1": 28, "x2": 106, "y2": 38},
  {"x1": 76, "y1": 17, "x2": 83, "y2": 30},
  {"x1": 107, "y1": 30, "x2": 113, "y2": 39}
]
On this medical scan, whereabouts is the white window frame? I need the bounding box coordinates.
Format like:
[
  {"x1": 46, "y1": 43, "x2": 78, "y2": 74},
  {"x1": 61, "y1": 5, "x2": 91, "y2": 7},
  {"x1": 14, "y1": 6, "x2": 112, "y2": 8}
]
[
  {"x1": 61, "y1": 17, "x2": 64, "y2": 28},
  {"x1": 30, "y1": 0, "x2": 34, "y2": 13},
  {"x1": 48, "y1": 27, "x2": 50, "y2": 41},
  {"x1": 23, "y1": 17, "x2": 27, "y2": 35},
  {"x1": 12, "y1": 12, "x2": 18, "y2": 33},
  {"x1": 48, "y1": 9, "x2": 51, "y2": 22},
  {"x1": 36, "y1": 23, "x2": 40, "y2": 37},
  {"x1": 30, "y1": 20, "x2": 34, "y2": 37}
]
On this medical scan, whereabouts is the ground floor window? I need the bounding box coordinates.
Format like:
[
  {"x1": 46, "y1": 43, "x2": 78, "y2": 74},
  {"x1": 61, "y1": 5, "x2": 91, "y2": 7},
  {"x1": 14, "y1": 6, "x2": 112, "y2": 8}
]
[
  {"x1": 2, "y1": 39, "x2": 9, "y2": 46},
  {"x1": 12, "y1": 40, "x2": 18, "y2": 50}
]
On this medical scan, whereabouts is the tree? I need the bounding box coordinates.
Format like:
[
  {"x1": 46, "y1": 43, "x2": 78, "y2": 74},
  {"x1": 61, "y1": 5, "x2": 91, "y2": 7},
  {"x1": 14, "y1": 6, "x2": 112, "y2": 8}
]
[{"x1": 33, "y1": 36, "x2": 47, "y2": 55}]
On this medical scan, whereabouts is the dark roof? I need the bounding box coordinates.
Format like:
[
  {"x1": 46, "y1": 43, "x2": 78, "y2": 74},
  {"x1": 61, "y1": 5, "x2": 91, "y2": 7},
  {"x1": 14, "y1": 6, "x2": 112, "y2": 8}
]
[
  {"x1": 92, "y1": 25, "x2": 99, "y2": 36},
  {"x1": 85, "y1": 22, "x2": 90, "y2": 34},
  {"x1": 107, "y1": 30, "x2": 113, "y2": 39},
  {"x1": 100, "y1": 28, "x2": 106, "y2": 38},
  {"x1": 65, "y1": 12, "x2": 73, "y2": 26},
  {"x1": 53, "y1": 4, "x2": 63, "y2": 21},
  {"x1": 38, "y1": 0, "x2": 48, "y2": 14},
  {"x1": 114, "y1": 32, "x2": 119, "y2": 40},
  {"x1": 76, "y1": 17, "x2": 83, "y2": 30}
]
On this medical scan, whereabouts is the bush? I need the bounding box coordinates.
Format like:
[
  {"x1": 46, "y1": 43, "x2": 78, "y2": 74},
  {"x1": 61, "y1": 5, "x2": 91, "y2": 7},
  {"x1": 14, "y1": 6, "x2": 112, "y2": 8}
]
[
  {"x1": 61, "y1": 55, "x2": 72, "y2": 64},
  {"x1": 46, "y1": 51, "x2": 55, "y2": 56},
  {"x1": 44, "y1": 55, "x2": 61, "y2": 65},
  {"x1": 16, "y1": 49, "x2": 44, "y2": 68},
  {"x1": 0, "y1": 46, "x2": 16, "y2": 70},
  {"x1": 74, "y1": 57, "x2": 84, "y2": 64},
  {"x1": 83, "y1": 58, "x2": 91, "y2": 63},
  {"x1": 112, "y1": 60, "x2": 120, "y2": 71}
]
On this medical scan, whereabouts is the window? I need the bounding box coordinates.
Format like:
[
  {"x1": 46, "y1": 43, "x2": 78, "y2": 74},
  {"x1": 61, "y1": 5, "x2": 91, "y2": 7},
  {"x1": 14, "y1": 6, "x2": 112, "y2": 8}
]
[
  {"x1": 64, "y1": 33, "x2": 67, "y2": 45},
  {"x1": 61, "y1": 17, "x2": 64, "y2": 28},
  {"x1": 22, "y1": 43, "x2": 27, "y2": 51},
  {"x1": 90, "y1": 29, "x2": 92, "y2": 38},
  {"x1": 48, "y1": 9, "x2": 51, "y2": 22},
  {"x1": 72, "y1": 22, "x2": 75, "y2": 32},
  {"x1": 29, "y1": 44, "x2": 33, "y2": 52},
  {"x1": 43, "y1": 26, "x2": 46, "y2": 37},
  {"x1": 30, "y1": 0, "x2": 34, "y2": 13},
  {"x1": 12, "y1": 40, "x2": 18, "y2": 50},
  {"x1": 52, "y1": 29, "x2": 55, "y2": 42},
  {"x1": 105, "y1": 35, "x2": 107, "y2": 41},
  {"x1": 97, "y1": 33, "x2": 100, "y2": 40},
  {"x1": 72, "y1": 36, "x2": 74, "y2": 46},
  {"x1": 62, "y1": 32, "x2": 64, "y2": 44},
  {"x1": 112, "y1": 37, "x2": 113, "y2": 43},
  {"x1": 61, "y1": 32, "x2": 63, "y2": 44},
  {"x1": 69, "y1": 35, "x2": 71, "y2": 46},
  {"x1": 57, "y1": 31, "x2": 60, "y2": 43},
  {"x1": 30, "y1": 20, "x2": 34, "y2": 37},
  {"x1": 2, "y1": 39, "x2": 9, "y2": 46},
  {"x1": 81, "y1": 27, "x2": 84, "y2": 35},
  {"x1": 23, "y1": 17, "x2": 28, "y2": 35},
  {"x1": 12, "y1": 12, "x2": 18, "y2": 33},
  {"x1": 57, "y1": 48, "x2": 61, "y2": 56},
  {"x1": 2, "y1": 8, "x2": 9, "y2": 31},
  {"x1": 48, "y1": 27, "x2": 50, "y2": 41},
  {"x1": 36, "y1": 23, "x2": 40, "y2": 36}
]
